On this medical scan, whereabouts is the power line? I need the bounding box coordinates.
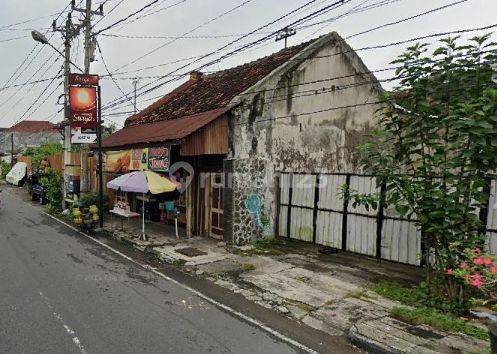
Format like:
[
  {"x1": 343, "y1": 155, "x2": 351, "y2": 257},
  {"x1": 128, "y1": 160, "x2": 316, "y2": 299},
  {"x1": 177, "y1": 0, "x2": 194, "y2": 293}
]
[
  {"x1": 107, "y1": 0, "x2": 255, "y2": 74},
  {"x1": 96, "y1": 40, "x2": 134, "y2": 106},
  {"x1": 102, "y1": 0, "x2": 349, "y2": 111},
  {"x1": 346, "y1": 0, "x2": 469, "y2": 40},
  {"x1": 12, "y1": 66, "x2": 64, "y2": 126},
  {"x1": 0, "y1": 35, "x2": 29, "y2": 43},
  {"x1": 0, "y1": 0, "x2": 73, "y2": 98},
  {"x1": 101, "y1": 0, "x2": 477, "y2": 113},
  {"x1": 110, "y1": 0, "x2": 187, "y2": 31},
  {"x1": 93, "y1": 0, "x2": 163, "y2": 36},
  {"x1": 0, "y1": 56, "x2": 62, "y2": 121}
]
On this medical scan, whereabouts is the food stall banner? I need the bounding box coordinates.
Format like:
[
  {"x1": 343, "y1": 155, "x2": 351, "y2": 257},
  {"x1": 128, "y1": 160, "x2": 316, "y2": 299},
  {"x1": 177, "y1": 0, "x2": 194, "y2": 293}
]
[
  {"x1": 131, "y1": 148, "x2": 148, "y2": 171},
  {"x1": 104, "y1": 147, "x2": 169, "y2": 173},
  {"x1": 104, "y1": 150, "x2": 131, "y2": 173},
  {"x1": 147, "y1": 147, "x2": 170, "y2": 171}
]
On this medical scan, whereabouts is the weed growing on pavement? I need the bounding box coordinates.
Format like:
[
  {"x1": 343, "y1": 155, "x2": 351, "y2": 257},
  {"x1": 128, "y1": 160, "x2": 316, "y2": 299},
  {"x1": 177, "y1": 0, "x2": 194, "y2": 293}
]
[
  {"x1": 240, "y1": 263, "x2": 256, "y2": 272},
  {"x1": 391, "y1": 306, "x2": 489, "y2": 341},
  {"x1": 372, "y1": 281, "x2": 476, "y2": 315},
  {"x1": 172, "y1": 259, "x2": 186, "y2": 267}
]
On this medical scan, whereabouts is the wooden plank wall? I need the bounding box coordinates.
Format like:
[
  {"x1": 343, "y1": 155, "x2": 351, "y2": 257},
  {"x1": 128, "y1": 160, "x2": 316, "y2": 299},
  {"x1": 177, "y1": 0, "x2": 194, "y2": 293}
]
[{"x1": 180, "y1": 116, "x2": 228, "y2": 156}]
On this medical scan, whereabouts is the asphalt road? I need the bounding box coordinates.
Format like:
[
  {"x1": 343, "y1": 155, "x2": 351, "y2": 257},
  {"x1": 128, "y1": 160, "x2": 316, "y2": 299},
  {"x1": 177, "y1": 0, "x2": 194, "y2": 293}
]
[{"x1": 0, "y1": 188, "x2": 299, "y2": 354}]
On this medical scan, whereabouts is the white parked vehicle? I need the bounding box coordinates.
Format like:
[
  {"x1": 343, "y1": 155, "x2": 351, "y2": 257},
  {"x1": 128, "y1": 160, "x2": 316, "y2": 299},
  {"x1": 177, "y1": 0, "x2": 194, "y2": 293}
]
[{"x1": 6, "y1": 162, "x2": 27, "y2": 186}]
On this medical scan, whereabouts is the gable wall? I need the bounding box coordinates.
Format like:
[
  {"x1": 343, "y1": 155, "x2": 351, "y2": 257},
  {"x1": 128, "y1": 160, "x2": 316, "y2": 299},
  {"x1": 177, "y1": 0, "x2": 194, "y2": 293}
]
[{"x1": 224, "y1": 37, "x2": 383, "y2": 244}]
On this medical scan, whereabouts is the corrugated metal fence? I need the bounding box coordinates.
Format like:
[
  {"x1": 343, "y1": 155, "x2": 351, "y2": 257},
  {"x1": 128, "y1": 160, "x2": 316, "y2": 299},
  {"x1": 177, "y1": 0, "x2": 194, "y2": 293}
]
[{"x1": 277, "y1": 172, "x2": 497, "y2": 266}]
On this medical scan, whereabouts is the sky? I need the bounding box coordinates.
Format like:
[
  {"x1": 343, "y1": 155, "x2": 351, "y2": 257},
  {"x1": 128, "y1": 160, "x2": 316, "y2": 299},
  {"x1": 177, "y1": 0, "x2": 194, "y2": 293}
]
[{"x1": 0, "y1": 0, "x2": 494, "y2": 129}]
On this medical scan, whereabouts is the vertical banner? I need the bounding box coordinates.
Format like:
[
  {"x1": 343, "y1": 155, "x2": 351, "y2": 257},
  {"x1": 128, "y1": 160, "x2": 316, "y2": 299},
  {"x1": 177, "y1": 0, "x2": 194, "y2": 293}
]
[{"x1": 69, "y1": 74, "x2": 99, "y2": 144}]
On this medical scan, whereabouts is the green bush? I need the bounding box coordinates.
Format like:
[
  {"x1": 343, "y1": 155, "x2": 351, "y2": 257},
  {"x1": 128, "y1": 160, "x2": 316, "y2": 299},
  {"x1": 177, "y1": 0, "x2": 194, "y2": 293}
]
[
  {"x1": 0, "y1": 161, "x2": 11, "y2": 180},
  {"x1": 27, "y1": 143, "x2": 62, "y2": 170},
  {"x1": 76, "y1": 192, "x2": 109, "y2": 210},
  {"x1": 40, "y1": 168, "x2": 63, "y2": 213}
]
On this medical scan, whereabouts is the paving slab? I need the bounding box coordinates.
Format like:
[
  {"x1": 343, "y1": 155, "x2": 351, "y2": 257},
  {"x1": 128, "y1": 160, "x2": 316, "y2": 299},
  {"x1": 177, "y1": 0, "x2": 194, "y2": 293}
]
[
  {"x1": 153, "y1": 245, "x2": 228, "y2": 266},
  {"x1": 241, "y1": 270, "x2": 338, "y2": 308},
  {"x1": 349, "y1": 316, "x2": 490, "y2": 354}
]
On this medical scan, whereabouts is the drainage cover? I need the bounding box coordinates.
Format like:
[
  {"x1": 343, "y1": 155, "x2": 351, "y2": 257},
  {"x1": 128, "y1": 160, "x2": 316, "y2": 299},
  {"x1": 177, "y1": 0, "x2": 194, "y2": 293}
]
[{"x1": 175, "y1": 247, "x2": 207, "y2": 257}]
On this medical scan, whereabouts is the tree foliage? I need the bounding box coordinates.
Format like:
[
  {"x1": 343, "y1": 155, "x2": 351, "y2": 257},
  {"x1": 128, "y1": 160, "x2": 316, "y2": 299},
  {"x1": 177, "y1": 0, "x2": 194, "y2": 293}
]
[
  {"x1": 350, "y1": 35, "x2": 497, "y2": 307},
  {"x1": 24, "y1": 142, "x2": 63, "y2": 171}
]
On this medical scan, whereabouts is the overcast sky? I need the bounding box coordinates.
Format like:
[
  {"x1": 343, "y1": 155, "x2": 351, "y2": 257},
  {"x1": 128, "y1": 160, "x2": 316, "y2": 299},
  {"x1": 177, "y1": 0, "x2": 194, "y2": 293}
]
[{"x1": 0, "y1": 0, "x2": 493, "y2": 129}]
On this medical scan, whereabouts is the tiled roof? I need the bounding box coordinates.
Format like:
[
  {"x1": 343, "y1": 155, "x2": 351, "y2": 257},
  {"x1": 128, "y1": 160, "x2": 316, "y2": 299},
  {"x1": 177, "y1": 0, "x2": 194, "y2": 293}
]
[
  {"x1": 124, "y1": 39, "x2": 314, "y2": 127},
  {"x1": 7, "y1": 120, "x2": 56, "y2": 133}
]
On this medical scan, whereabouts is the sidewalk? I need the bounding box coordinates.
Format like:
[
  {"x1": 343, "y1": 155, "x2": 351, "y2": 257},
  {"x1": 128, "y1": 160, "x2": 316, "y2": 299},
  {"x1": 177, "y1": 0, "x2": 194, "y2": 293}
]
[{"x1": 104, "y1": 217, "x2": 490, "y2": 354}]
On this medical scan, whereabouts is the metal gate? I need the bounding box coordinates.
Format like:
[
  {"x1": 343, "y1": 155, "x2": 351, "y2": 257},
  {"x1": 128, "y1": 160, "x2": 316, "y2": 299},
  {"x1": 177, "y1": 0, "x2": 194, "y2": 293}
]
[{"x1": 277, "y1": 172, "x2": 422, "y2": 266}]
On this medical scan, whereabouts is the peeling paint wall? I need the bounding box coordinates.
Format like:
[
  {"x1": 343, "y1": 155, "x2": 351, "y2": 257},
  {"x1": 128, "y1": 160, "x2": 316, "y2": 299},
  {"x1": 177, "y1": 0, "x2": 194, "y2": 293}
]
[{"x1": 225, "y1": 35, "x2": 383, "y2": 244}]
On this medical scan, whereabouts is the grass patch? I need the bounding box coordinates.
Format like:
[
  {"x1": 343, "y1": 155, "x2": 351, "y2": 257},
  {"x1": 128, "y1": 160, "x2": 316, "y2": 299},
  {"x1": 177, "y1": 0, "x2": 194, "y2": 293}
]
[
  {"x1": 240, "y1": 263, "x2": 256, "y2": 272},
  {"x1": 232, "y1": 238, "x2": 287, "y2": 257},
  {"x1": 391, "y1": 306, "x2": 489, "y2": 341},
  {"x1": 347, "y1": 289, "x2": 370, "y2": 300},
  {"x1": 372, "y1": 281, "x2": 420, "y2": 306},
  {"x1": 172, "y1": 259, "x2": 186, "y2": 267}
]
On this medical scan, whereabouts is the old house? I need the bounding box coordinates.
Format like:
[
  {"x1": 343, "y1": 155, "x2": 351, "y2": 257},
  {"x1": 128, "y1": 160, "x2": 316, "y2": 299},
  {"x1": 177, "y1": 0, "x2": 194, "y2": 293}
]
[
  {"x1": 102, "y1": 32, "x2": 385, "y2": 251},
  {"x1": 2, "y1": 120, "x2": 61, "y2": 154}
]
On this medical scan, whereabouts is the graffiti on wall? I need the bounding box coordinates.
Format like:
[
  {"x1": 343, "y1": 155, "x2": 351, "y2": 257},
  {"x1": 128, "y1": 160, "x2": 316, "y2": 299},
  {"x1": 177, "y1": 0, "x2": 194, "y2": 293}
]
[{"x1": 244, "y1": 194, "x2": 270, "y2": 230}]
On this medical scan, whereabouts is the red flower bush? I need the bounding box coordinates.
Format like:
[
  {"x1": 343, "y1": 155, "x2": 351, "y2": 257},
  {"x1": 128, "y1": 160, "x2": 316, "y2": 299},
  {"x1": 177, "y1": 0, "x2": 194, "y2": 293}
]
[{"x1": 447, "y1": 248, "x2": 497, "y2": 294}]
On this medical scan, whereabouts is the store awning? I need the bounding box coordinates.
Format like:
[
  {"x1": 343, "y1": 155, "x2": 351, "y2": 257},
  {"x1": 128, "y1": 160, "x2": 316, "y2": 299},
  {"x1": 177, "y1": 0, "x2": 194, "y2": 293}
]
[{"x1": 102, "y1": 107, "x2": 230, "y2": 149}]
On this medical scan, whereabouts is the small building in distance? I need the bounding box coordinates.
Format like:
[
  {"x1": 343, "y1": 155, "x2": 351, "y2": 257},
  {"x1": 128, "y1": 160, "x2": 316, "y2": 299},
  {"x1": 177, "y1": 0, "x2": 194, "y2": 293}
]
[{"x1": 2, "y1": 120, "x2": 61, "y2": 154}]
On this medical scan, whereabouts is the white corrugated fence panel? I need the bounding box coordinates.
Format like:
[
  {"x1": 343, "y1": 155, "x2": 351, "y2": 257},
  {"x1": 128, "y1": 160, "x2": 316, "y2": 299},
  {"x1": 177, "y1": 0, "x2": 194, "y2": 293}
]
[
  {"x1": 289, "y1": 207, "x2": 314, "y2": 242},
  {"x1": 292, "y1": 174, "x2": 316, "y2": 207},
  {"x1": 316, "y1": 211, "x2": 342, "y2": 248},
  {"x1": 318, "y1": 174, "x2": 346, "y2": 210},
  {"x1": 278, "y1": 205, "x2": 288, "y2": 237},
  {"x1": 279, "y1": 173, "x2": 291, "y2": 205},
  {"x1": 486, "y1": 180, "x2": 497, "y2": 254},
  {"x1": 381, "y1": 219, "x2": 421, "y2": 265}
]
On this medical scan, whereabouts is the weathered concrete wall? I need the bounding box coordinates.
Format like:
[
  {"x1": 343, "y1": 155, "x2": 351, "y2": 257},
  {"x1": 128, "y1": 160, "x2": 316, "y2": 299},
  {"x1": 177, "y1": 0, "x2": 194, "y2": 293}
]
[
  {"x1": 0, "y1": 132, "x2": 61, "y2": 154},
  {"x1": 225, "y1": 33, "x2": 383, "y2": 244}
]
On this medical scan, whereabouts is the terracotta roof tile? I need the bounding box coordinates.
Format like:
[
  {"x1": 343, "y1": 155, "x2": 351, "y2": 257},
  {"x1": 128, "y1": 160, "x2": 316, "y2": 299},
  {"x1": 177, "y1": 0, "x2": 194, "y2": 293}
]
[
  {"x1": 124, "y1": 39, "x2": 314, "y2": 127},
  {"x1": 7, "y1": 120, "x2": 56, "y2": 133}
]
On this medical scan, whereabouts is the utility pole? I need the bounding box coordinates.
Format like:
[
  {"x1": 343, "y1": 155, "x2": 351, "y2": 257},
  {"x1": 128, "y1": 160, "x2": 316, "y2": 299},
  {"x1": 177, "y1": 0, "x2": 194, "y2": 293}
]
[
  {"x1": 275, "y1": 27, "x2": 296, "y2": 49},
  {"x1": 10, "y1": 133, "x2": 14, "y2": 168},
  {"x1": 74, "y1": 0, "x2": 102, "y2": 193},
  {"x1": 132, "y1": 78, "x2": 140, "y2": 114},
  {"x1": 52, "y1": 13, "x2": 79, "y2": 208}
]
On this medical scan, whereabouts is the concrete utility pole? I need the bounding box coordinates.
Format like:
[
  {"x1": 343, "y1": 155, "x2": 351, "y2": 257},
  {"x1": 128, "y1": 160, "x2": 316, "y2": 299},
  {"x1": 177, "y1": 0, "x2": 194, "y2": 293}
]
[
  {"x1": 74, "y1": 0, "x2": 103, "y2": 193},
  {"x1": 132, "y1": 78, "x2": 140, "y2": 114},
  {"x1": 10, "y1": 133, "x2": 14, "y2": 168},
  {"x1": 275, "y1": 27, "x2": 296, "y2": 49},
  {"x1": 57, "y1": 14, "x2": 77, "y2": 208}
]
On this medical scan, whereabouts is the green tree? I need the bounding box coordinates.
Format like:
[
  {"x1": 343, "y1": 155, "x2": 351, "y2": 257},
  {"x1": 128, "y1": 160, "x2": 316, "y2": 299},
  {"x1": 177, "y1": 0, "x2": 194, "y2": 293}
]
[
  {"x1": 349, "y1": 35, "x2": 497, "y2": 308},
  {"x1": 26, "y1": 142, "x2": 63, "y2": 170}
]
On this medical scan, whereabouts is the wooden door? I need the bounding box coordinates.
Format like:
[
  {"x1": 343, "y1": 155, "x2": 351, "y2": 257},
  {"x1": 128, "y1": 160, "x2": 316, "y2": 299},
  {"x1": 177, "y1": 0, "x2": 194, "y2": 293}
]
[{"x1": 209, "y1": 173, "x2": 224, "y2": 239}]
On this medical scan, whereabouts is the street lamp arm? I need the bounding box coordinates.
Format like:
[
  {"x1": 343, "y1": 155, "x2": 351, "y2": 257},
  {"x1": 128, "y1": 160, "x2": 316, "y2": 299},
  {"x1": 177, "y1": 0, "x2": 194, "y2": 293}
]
[
  {"x1": 46, "y1": 42, "x2": 84, "y2": 72},
  {"x1": 31, "y1": 30, "x2": 83, "y2": 72}
]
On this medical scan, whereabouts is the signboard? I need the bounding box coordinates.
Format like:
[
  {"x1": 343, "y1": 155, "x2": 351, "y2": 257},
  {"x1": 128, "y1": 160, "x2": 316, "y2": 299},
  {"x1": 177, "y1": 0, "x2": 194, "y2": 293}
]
[
  {"x1": 148, "y1": 147, "x2": 170, "y2": 171},
  {"x1": 104, "y1": 147, "x2": 169, "y2": 173},
  {"x1": 69, "y1": 73, "x2": 99, "y2": 86},
  {"x1": 69, "y1": 75, "x2": 99, "y2": 144},
  {"x1": 131, "y1": 148, "x2": 148, "y2": 171},
  {"x1": 71, "y1": 127, "x2": 97, "y2": 144},
  {"x1": 104, "y1": 150, "x2": 131, "y2": 173},
  {"x1": 69, "y1": 86, "x2": 97, "y2": 129}
]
